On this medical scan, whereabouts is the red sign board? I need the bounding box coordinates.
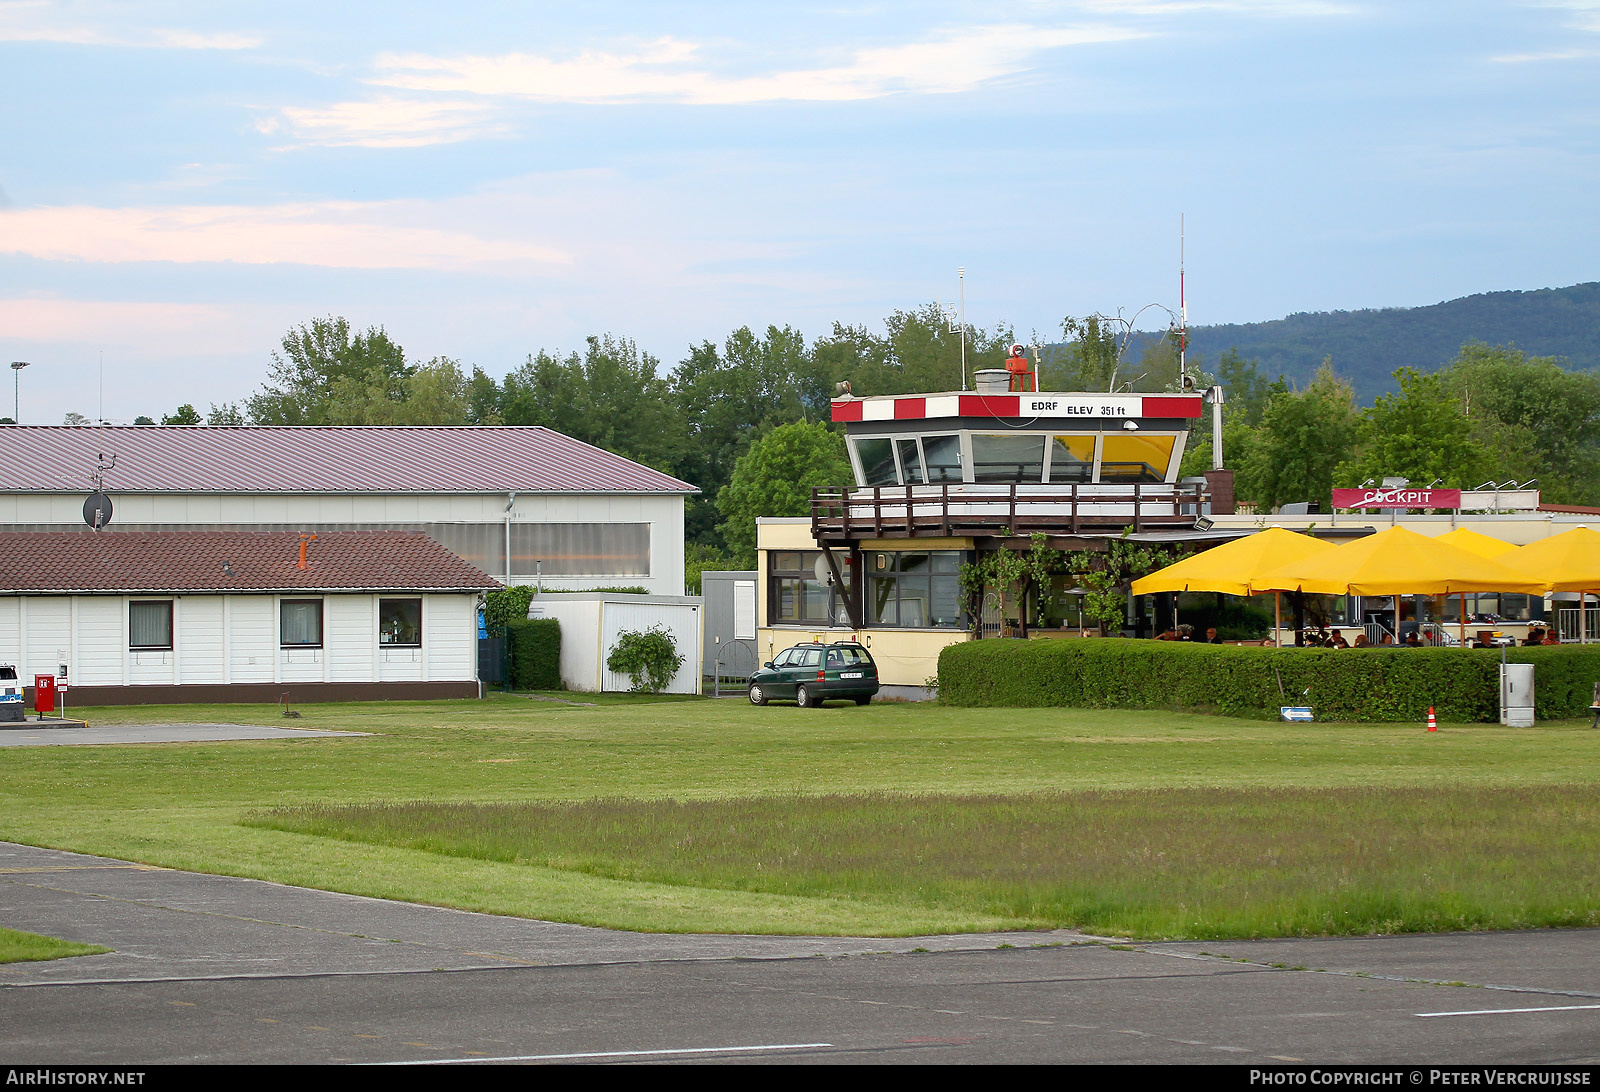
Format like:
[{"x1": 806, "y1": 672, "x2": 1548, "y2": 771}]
[{"x1": 1332, "y1": 488, "x2": 1462, "y2": 510}]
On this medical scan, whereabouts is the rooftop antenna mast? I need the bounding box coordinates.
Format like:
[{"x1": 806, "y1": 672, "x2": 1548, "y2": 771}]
[
  {"x1": 1179, "y1": 214, "x2": 1188, "y2": 385},
  {"x1": 958, "y1": 266, "x2": 968, "y2": 391}
]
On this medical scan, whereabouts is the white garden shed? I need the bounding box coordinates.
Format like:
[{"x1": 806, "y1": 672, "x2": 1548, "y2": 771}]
[{"x1": 529, "y1": 593, "x2": 703, "y2": 695}]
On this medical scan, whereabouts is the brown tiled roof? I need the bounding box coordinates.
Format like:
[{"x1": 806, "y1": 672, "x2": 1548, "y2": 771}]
[
  {"x1": 0, "y1": 426, "x2": 697, "y2": 495},
  {"x1": 0, "y1": 532, "x2": 500, "y2": 594}
]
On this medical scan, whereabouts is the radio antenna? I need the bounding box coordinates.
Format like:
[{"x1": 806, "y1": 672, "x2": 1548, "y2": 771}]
[{"x1": 1179, "y1": 214, "x2": 1188, "y2": 384}]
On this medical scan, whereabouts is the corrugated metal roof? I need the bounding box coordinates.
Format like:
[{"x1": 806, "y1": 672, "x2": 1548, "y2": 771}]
[
  {"x1": 0, "y1": 531, "x2": 500, "y2": 593},
  {"x1": 0, "y1": 426, "x2": 697, "y2": 495}
]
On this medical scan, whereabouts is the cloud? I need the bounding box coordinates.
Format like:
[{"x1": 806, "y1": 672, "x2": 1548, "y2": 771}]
[
  {"x1": 0, "y1": 1, "x2": 259, "y2": 49},
  {"x1": 0, "y1": 297, "x2": 234, "y2": 342},
  {"x1": 0, "y1": 201, "x2": 571, "y2": 270},
  {"x1": 1490, "y1": 46, "x2": 1600, "y2": 61},
  {"x1": 1074, "y1": 0, "x2": 1358, "y2": 15},
  {"x1": 258, "y1": 97, "x2": 511, "y2": 149},
  {"x1": 367, "y1": 23, "x2": 1147, "y2": 106}
]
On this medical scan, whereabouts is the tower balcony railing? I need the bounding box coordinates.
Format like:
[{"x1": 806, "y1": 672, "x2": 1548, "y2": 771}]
[{"x1": 810, "y1": 481, "x2": 1211, "y2": 542}]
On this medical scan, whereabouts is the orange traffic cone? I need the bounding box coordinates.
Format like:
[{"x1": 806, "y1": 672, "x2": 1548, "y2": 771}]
[{"x1": 1427, "y1": 706, "x2": 1437, "y2": 731}]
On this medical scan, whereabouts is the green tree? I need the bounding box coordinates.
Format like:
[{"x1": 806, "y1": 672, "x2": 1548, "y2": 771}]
[
  {"x1": 207, "y1": 403, "x2": 244, "y2": 426},
  {"x1": 1044, "y1": 315, "x2": 1121, "y2": 392},
  {"x1": 132, "y1": 416, "x2": 155, "y2": 425},
  {"x1": 248, "y1": 317, "x2": 413, "y2": 425},
  {"x1": 1177, "y1": 350, "x2": 1285, "y2": 479},
  {"x1": 1336, "y1": 367, "x2": 1488, "y2": 491},
  {"x1": 1438, "y1": 344, "x2": 1600, "y2": 505},
  {"x1": 815, "y1": 305, "x2": 1010, "y2": 397},
  {"x1": 501, "y1": 334, "x2": 686, "y2": 473},
  {"x1": 322, "y1": 357, "x2": 470, "y2": 425},
  {"x1": 161, "y1": 404, "x2": 202, "y2": 425},
  {"x1": 1240, "y1": 360, "x2": 1359, "y2": 512},
  {"x1": 715, "y1": 421, "x2": 850, "y2": 566},
  {"x1": 671, "y1": 325, "x2": 828, "y2": 544}
]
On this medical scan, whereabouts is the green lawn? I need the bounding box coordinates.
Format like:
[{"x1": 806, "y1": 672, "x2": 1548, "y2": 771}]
[
  {"x1": 0, "y1": 927, "x2": 109, "y2": 964},
  {"x1": 2, "y1": 694, "x2": 1597, "y2": 937}
]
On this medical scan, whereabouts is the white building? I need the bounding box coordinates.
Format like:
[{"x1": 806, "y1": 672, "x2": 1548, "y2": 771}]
[
  {"x1": 0, "y1": 426, "x2": 696, "y2": 595},
  {"x1": 0, "y1": 530, "x2": 498, "y2": 705}
]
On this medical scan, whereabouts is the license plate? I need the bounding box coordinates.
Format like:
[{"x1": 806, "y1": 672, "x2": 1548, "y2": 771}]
[{"x1": 840, "y1": 671, "x2": 863, "y2": 678}]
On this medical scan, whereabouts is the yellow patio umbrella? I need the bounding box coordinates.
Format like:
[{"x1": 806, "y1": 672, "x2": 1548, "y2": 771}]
[
  {"x1": 1434, "y1": 528, "x2": 1519, "y2": 645},
  {"x1": 1502, "y1": 526, "x2": 1600, "y2": 644},
  {"x1": 1434, "y1": 527, "x2": 1517, "y2": 559},
  {"x1": 1253, "y1": 526, "x2": 1543, "y2": 646},
  {"x1": 1131, "y1": 527, "x2": 1335, "y2": 646}
]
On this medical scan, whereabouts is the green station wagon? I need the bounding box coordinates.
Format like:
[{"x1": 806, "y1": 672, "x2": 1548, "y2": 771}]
[{"x1": 748, "y1": 641, "x2": 880, "y2": 708}]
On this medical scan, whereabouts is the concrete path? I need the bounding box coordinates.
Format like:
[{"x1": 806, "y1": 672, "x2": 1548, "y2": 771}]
[
  {"x1": 0, "y1": 723, "x2": 367, "y2": 747},
  {"x1": 4, "y1": 842, "x2": 1599, "y2": 1064},
  {"x1": 0, "y1": 842, "x2": 1071, "y2": 986}
]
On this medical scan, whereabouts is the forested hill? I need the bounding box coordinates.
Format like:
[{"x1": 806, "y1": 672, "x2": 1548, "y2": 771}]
[{"x1": 1178, "y1": 281, "x2": 1600, "y2": 401}]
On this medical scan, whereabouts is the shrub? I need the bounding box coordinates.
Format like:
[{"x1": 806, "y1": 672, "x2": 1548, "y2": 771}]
[
  {"x1": 606, "y1": 626, "x2": 685, "y2": 693},
  {"x1": 506, "y1": 618, "x2": 561, "y2": 690},
  {"x1": 483, "y1": 586, "x2": 535, "y2": 630},
  {"x1": 937, "y1": 638, "x2": 1600, "y2": 722}
]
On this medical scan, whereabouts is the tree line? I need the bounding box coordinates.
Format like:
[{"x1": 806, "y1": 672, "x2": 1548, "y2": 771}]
[{"x1": 120, "y1": 310, "x2": 1600, "y2": 584}]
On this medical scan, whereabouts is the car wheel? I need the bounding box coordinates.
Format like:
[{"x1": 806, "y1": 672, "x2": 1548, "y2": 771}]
[
  {"x1": 796, "y1": 684, "x2": 816, "y2": 708},
  {"x1": 748, "y1": 683, "x2": 768, "y2": 706},
  {"x1": 854, "y1": 695, "x2": 871, "y2": 706}
]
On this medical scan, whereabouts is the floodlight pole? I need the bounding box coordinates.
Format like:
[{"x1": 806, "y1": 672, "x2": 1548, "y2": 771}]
[{"x1": 9, "y1": 361, "x2": 30, "y2": 423}]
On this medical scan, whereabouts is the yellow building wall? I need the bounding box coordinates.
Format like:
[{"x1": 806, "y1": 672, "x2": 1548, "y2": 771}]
[
  {"x1": 1208, "y1": 513, "x2": 1584, "y2": 547},
  {"x1": 755, "y1": 519, "x2": 974, "y2": 687}
]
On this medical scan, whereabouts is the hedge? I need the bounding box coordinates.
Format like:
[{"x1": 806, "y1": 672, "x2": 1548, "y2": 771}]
[
  {"x1": 937, "y1": 638, "x2": 1600, "y2": 722},
  {"x1": 506, "y1": 618, "x2": 562, "y2": 690}
]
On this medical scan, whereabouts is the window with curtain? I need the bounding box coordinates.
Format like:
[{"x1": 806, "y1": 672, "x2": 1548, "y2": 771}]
[
  {"x1": 280, "y1": 599, "x2": 323, "y2": 647},
  {"x1": 129, "y1": 600, "x2": 173, "y2": 650}
]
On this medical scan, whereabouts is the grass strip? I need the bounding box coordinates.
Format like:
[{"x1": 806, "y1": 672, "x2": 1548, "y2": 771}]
[
  {"x1": 0, "y1": 927, "x2": 109, "y2": 964},
  {"x1": 251, "y1": 785, "x2": 1600, "y2": 940}
]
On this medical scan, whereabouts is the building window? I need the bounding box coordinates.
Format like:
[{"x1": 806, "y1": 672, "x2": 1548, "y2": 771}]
[
  {"x1": 866, "y1": 551, "x2": 963, "y2": 628},
  {"x1": 1098, "y1": 434, "x2": 1177, "y2": 483},
  {"x1": 852, "y1": 437, "x2": 898, "y2": 486},
  {"x1": 129, "y1": 600, "x2": 173, "y2": 650},
  {"x1": 379, "y1": 598, "x2": 422, "y2": 646},
  {"x1": 280, "y1": 599, "x2": 324, "y2": 648},
  {"x1": 768, "y1": 550, "x2": 847, "y2": 626},
  {"x1": 971, "y1": 434, "x2": 1047, "y2": 483}
]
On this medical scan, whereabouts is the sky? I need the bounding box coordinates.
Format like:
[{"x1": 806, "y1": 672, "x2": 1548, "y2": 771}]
[{"x1": 0, "y1": 0, "x2": 1596, "y2": 423}]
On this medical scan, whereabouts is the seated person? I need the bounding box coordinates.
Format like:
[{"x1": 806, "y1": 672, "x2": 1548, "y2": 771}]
[
  {"x1": 1352, "y1": 633, "x2": 1370, "y2": 648},
  {"x1": 1327, "y1": 629, "x2": 1350, "y2": 649},
  {"x1": 1204, "y1": 627, "x2": 1223, "y2": 644},
  {"x1": 1523, "y1": 628, "x2": 1545, "y2": 646},
  {"x1": 1543, "y1": 630, "x2": 1562, "y2": 645},
  {"x1": 1404, "y1": 631, "x2": 1423, "y2": 647},
  {"x1": 1155, "y1": 628, "x2": 1178, "y2": 641}
]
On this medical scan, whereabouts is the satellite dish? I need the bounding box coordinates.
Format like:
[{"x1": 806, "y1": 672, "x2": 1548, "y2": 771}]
[
  {"x1": 83, "y1": 492, "x2": 113, "y2": 530},
  {"x1": 814, "y1": 553, "x2": 834, "y2": 586}
]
